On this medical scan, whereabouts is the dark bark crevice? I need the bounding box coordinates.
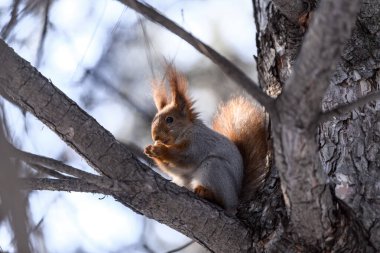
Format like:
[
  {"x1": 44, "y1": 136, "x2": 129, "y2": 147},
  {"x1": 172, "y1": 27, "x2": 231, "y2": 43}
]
[{"x1": 254, "y1": 0, "x2": 305, "y2": 97}]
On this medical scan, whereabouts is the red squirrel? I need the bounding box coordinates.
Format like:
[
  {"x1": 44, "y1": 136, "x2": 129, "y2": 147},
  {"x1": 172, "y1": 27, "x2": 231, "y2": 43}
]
[{"x1": 144, "y1": 67, "x2": 268, "y2": 211}]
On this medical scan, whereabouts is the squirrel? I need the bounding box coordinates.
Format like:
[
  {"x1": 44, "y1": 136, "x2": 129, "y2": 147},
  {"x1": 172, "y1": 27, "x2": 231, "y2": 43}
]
[{"x1": 144, "y1": 67, "x2": 269, "y2": 211}]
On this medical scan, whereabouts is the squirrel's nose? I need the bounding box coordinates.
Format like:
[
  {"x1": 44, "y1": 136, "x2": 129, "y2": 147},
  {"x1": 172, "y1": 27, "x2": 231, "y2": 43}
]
[{"x1": 153, "y1": 135, "x2": 159, "y2": 141}]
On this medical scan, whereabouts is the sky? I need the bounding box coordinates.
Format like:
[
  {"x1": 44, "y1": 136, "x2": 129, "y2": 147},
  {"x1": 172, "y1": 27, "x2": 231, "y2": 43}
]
[{"x1": 0, "y1": 0, "x2": 257, "y2": 252}]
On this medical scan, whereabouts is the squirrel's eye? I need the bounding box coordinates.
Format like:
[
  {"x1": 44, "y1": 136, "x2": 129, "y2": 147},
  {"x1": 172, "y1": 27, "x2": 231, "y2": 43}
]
[{"x1": 165, "y1": 116, "x2": 174, "y2": 124}]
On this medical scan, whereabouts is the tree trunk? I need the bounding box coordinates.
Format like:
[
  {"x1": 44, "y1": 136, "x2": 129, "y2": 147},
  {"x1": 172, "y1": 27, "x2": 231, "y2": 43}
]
[{"x1": 254, "y1": 0, "x2": 379, "y2": 251}]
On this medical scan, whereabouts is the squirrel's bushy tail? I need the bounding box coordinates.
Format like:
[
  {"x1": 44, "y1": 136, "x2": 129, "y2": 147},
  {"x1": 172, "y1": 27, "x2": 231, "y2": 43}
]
[{"x1": 212, "y1": 96, "x2": 269, "y2": 202}]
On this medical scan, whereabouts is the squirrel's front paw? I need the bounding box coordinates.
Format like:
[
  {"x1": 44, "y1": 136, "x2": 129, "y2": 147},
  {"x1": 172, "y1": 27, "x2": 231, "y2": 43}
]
[
  {"x1": 144, "y1": 145, "x2": 156, "y2": 158},
  {"x1": 144, "y1": 144, "x2": 164, "y2": 158}
]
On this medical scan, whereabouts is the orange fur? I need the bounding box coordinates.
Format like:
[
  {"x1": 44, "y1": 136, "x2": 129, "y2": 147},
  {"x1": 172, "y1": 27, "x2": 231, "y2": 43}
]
[
  {"x1": 152, "y1": 80, "x2": 168, "y2": 110},
  {"x1": 194, "y1": 185, "x2": 223, "y2": 207},
  {"x1": 212, "y1": 97, "x2": 269, "y2": 201},
  {"x1": 167, "y1": 67, "x2": 198, "y2": 122},
  {"x1": 146, "y1": 67, "x2": 269, "y2": 209},
  {"x1": 144, "y1": 140, "x2": 190, "y2": 167},
  {"x1": 151, "y1": 66, "x2": 198, "y2": 121}
]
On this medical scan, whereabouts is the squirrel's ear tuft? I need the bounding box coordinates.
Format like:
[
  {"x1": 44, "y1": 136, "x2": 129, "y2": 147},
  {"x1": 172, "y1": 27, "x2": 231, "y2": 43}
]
[
  {"x1": 167, "y1": 67, "x2": 198, "y2": 121},
  {"x1": 152, "y1": 80, "x2": 168, "y2": 110}
]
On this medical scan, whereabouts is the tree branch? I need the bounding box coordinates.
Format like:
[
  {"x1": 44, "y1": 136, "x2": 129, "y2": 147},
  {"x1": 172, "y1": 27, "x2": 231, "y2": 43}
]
[
  {"x1": 35, "y1": 0, "x2": 51, "y2": 67},
  {"x1": 278, "y1": 0, "x2": 361, "y2": 127},
  {"x1": 21, "y1": 178, "x2": 113, "y2": 195},
  {"x1": 1, "y1": 0, "x2": 21, "y2": 39},
  {"x1": 28, "y1": 163, "x2": 70, "y2": 179},
  {"x1": 118, "y1": 0, "x2": 275, "y2": 111},
  {"x1": 12, "y1": 148, "x2": 103, "y2": 182},
  {"x1": 319, "y1": 90, "x2": 380, "y2": 123},
  {"x1": 272, "y1": 0, "x2": 362, "y2": 244},
  {"x1": 13, "y1": 148, "x2": 150, "y2": 194},
  {"x1": 0, "y1": 39, "x2": 252, "y2": 253}
]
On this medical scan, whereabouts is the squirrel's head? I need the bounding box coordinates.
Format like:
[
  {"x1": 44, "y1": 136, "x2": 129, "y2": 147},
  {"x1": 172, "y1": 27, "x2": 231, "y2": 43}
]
[{"x1": 151, "y1": 67, "x2": 198, "y2": 145}]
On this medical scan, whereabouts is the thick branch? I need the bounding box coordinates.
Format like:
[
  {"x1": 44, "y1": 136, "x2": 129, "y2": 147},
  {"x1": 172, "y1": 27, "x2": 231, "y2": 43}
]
[
  {"x1": 278, "y1": 0, "x2": 361, "y2": 126},
  {"x1": 0, "y1": 40, "x2": 252, "y2": 253},
  {"x1": 319, "y1": 90, "x2": 380, "y2": 123},
  {"x1": 272, "y1": 0, "x2": 362, "y2": 245},
  {"x1": 118, "y1": 0, "x2": 274, "y2": 111}
]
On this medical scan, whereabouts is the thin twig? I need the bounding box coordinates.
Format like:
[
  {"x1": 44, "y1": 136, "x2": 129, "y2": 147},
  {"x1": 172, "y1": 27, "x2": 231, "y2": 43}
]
[
  {"x1": 138, "y1": 16, "x2": 156, "y2": 78},
  {"x1": 319, "y1": 90, "x2": 380, "y2": 123},
  {"x1": 27, "y1": 163, "x2": 71, "y2": 179},
  {"x1": 10, "y1": 217, "x2": 44, "y2": 248},
  {"x1": 12, "y1": 148, "x2": 101, "y2": 181},
  {"x1": 12, "y1": 148, "x2": 135, "y2": 193},
  {"x1": 118, "y1": 0, "x2": 275, "y2": 111},
  {"x1": 1, "y1": 0, "x2": 21, "y2": 39},
  {"x1": 36, "y1": 0, "x2": 51, "y2": 67},
  {"x1": 81, "y1": 69, "x2": 154, "y2": 122}
]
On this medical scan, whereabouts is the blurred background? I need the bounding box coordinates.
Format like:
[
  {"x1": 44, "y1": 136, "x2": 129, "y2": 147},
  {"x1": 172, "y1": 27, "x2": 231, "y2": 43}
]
[{"x1": 0, "y1": 0, "x2": 258, "y2": 252}]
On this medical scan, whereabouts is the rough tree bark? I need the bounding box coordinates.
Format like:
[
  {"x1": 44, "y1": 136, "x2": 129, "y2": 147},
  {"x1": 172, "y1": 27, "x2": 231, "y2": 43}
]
[
  {"x1": 0, "y1": 0, "x2": 379, "y2": 252},
  {"x1": 255, "y1": 0, "x2": 379, "y2": 251}
]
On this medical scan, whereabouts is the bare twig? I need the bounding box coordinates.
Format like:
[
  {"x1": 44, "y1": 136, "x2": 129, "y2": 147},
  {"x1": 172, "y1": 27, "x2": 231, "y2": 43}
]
[
  {"x1": 81, "y1": 69, "x2": 154, "y2": 122},
  {"x1": 12, "y1": 148, "x2": 101, "y2": 181},
  {"x1": 27, "y1": 163, "x2": 71, "y2": 179},
  {"x1": 10, "y1": 217, "x2": 44, "y2": 249},
  {"x1": 118, "y1": 0, "x2": 275, "y2": 111},
  {"x1": 1, "y1": 0, "x2": 21, "y2": 39},
  {"x1": 319, "y1": 90, "x2": 380, "y2": 123},
  {"x1": 11, "y1": 148, "x2": 135, "y2": 193},
  {"x1": 138, "y1": 16, "x2": 156, "y2": 78},
  {"x1": 35, "y1": 0, "x2": 51, "y2": 67}
]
